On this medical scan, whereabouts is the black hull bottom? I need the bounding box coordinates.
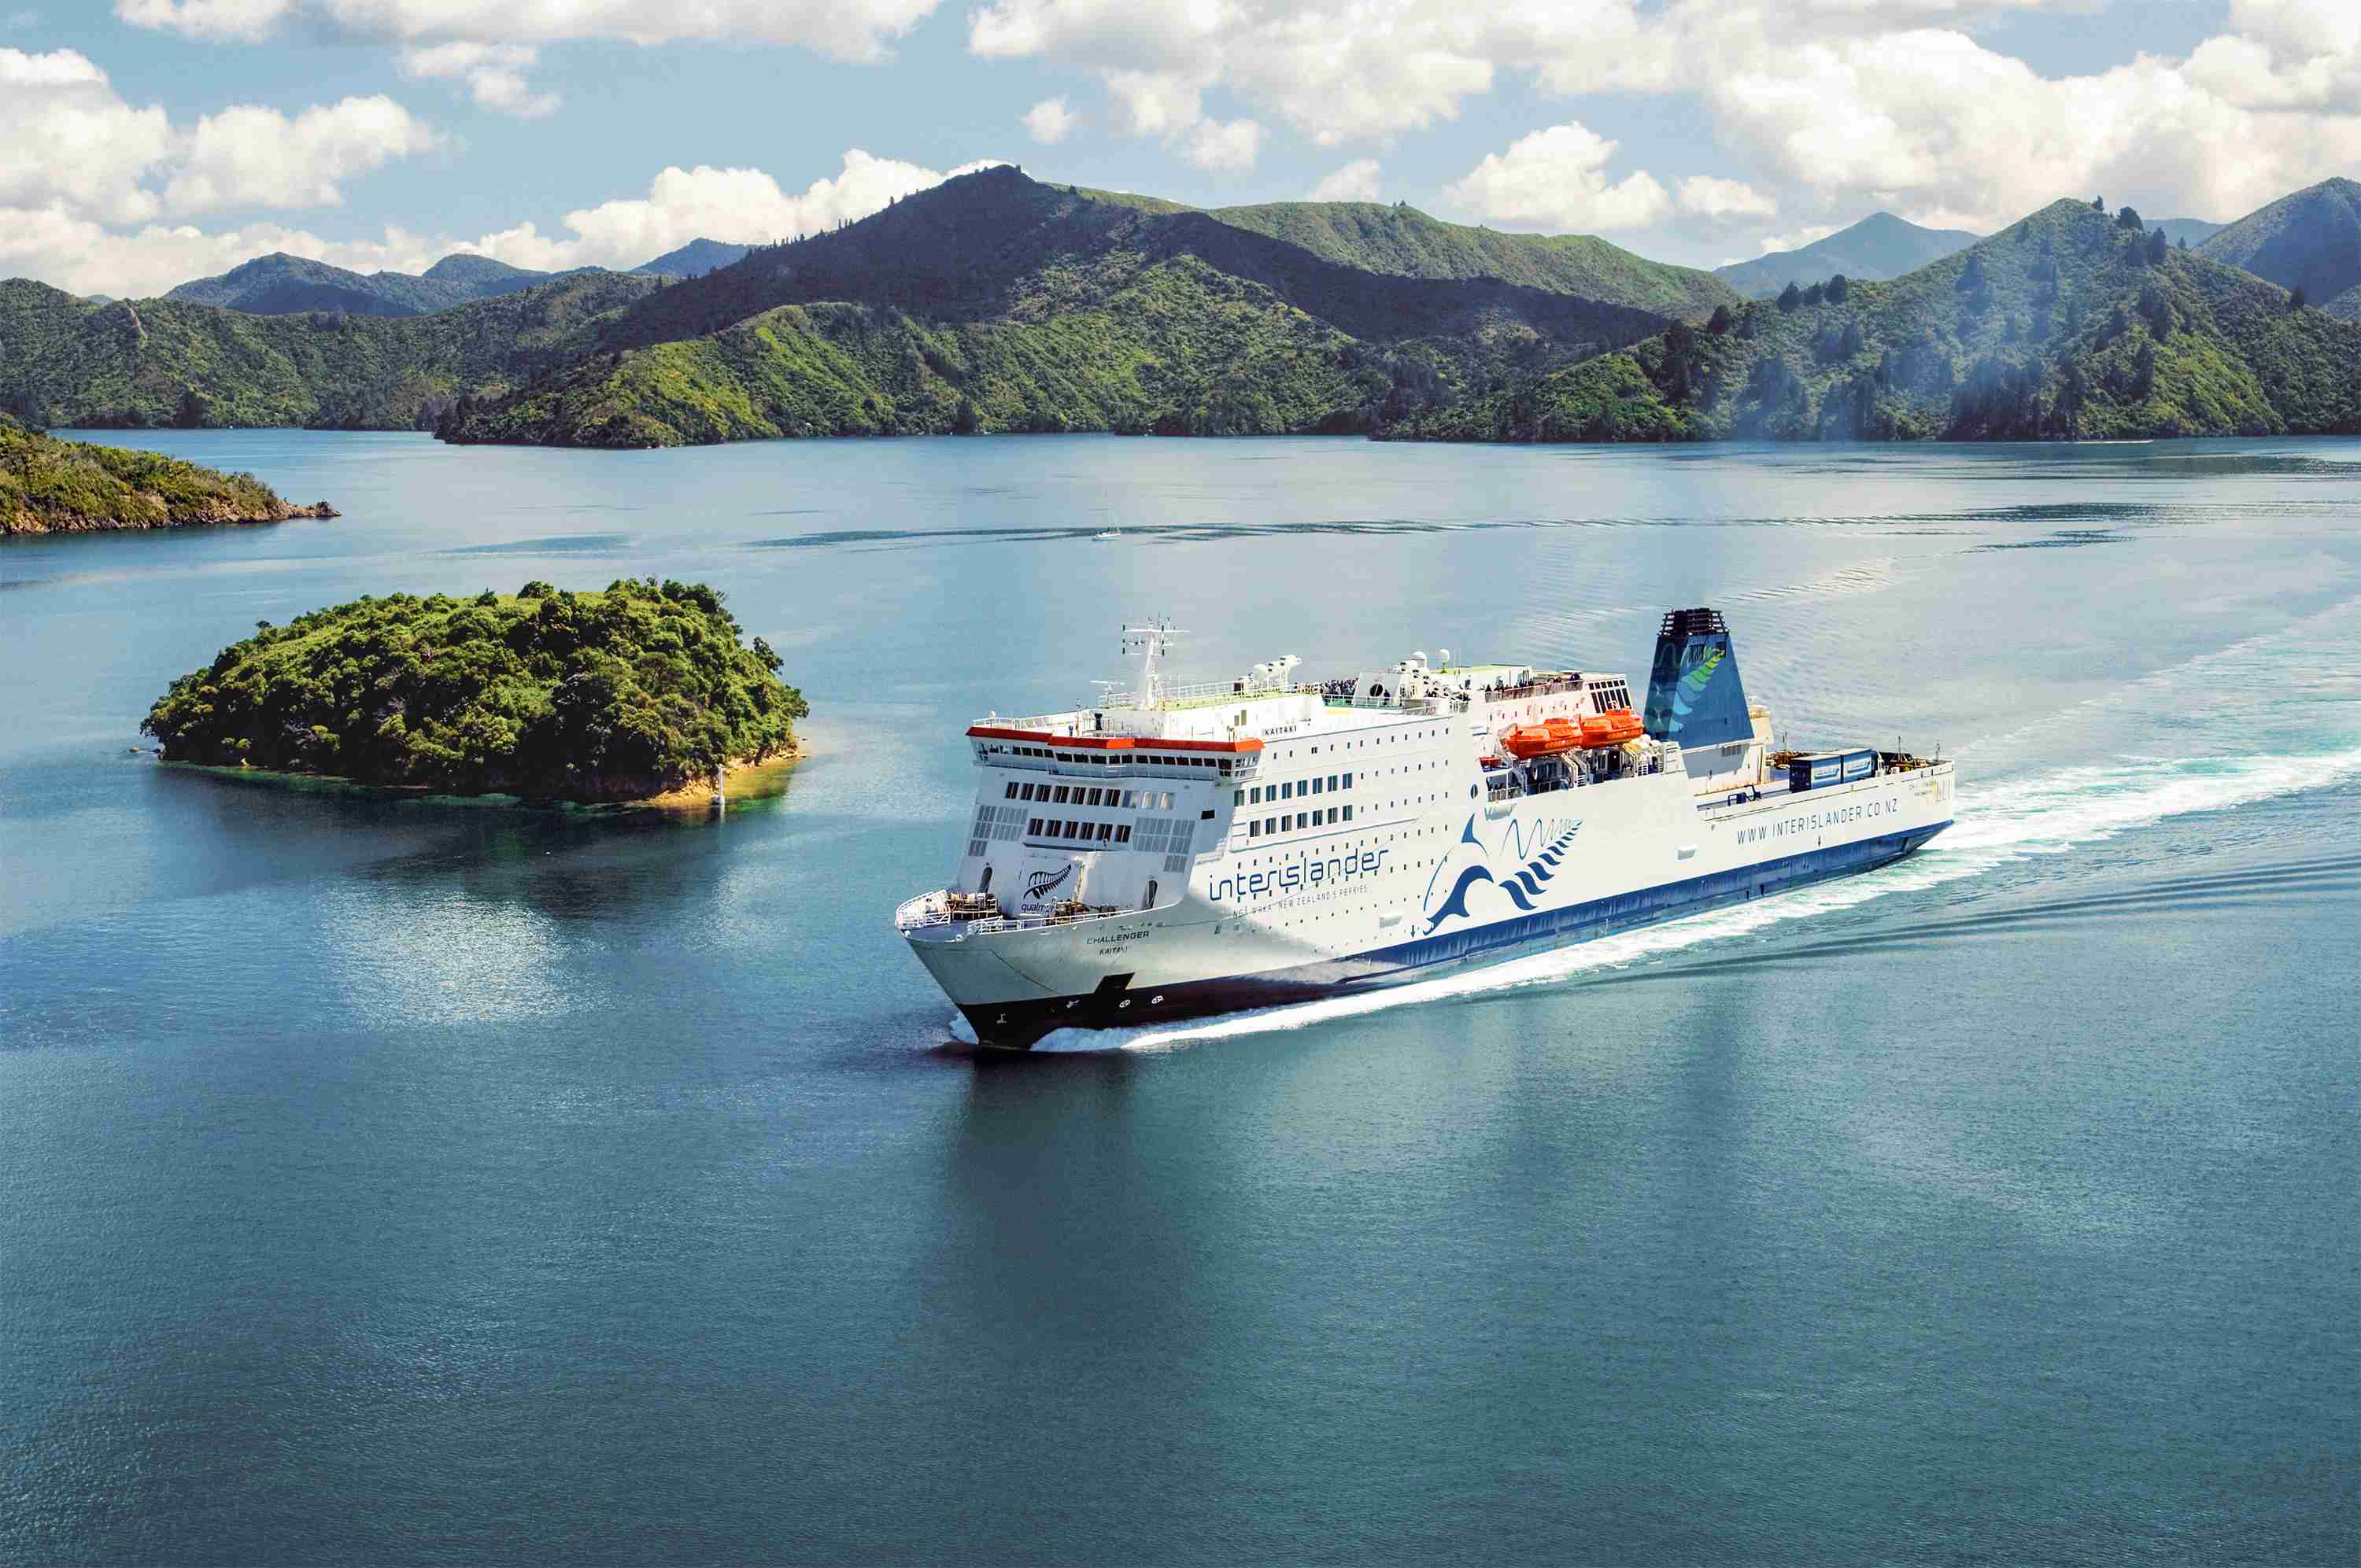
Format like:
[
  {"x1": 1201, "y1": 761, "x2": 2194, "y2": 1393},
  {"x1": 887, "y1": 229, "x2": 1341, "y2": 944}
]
[{"x1": 962, "y1": 825, "x2": 1949, "y2": 1050}]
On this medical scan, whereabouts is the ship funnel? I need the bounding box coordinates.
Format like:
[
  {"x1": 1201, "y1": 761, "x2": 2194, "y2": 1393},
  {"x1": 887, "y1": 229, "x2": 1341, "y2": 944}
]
[{"x1": 1643, "y1": 607, "x2": 1753, "y2": 748}]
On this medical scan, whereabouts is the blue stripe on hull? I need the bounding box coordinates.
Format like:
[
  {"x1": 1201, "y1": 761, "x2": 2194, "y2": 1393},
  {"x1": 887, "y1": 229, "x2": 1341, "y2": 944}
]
[{"x1": 966, "y1": 822, "x2": 1950, "y2": 1050}]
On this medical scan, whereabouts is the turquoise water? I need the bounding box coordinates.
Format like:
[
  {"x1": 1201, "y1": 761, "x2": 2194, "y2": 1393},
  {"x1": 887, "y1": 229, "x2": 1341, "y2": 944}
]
[{"x1": 4, "y1": 433, "x2": 2357, "y2": 1563}]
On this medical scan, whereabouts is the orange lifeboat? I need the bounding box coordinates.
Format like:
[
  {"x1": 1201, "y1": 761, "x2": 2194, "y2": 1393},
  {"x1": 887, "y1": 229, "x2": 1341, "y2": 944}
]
[
  {"x1": 1502, "y1": 718, "x2": 1583, "y2": 758},
  {"x1": 1580, "y1": 707, "x2": 1645, "y2": 747}
]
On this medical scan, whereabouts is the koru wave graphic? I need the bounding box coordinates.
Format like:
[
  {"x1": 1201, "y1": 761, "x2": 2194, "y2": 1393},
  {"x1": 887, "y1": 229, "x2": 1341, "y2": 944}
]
[{"x1": 1423, "y1": 816, "x2": 1584, "y2": 934}]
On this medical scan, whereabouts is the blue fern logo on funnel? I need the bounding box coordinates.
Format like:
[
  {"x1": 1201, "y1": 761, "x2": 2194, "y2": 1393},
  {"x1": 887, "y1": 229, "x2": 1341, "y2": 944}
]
[{"x1": 1644, "y1": 608, "x2": 1752, "y2": 747}]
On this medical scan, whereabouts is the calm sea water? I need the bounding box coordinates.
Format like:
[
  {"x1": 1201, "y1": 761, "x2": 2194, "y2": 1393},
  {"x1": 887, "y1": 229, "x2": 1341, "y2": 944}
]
[{"x1": 4, "y1": 432, "x2": 2357, "y2": 1565}]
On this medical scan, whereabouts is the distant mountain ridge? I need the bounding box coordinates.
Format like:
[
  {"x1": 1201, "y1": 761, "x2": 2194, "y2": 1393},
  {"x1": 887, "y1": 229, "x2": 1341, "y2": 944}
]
[
  {"x1": 635, "y1": 239, "x2": 752, "y2": 278},
  {"x1": 165, "y1": 252, "x2": 562, "y2": 318},
  {"x1": 1715, "y1": 212, "x2": 1982, "y2": 297},
  {"x1": 1393, "y1": 196, "x2": 2359, "y2": 445},
  {"x1": 435, "y1": 167, "x2": 1698, "y2": 447},
  {"x1": 0, "y1": 270, "x2": 663, "y2": 430},
  {"x1": 2197, "y1": 177, "x2": 2361, "y2": 321},
  {"x1": 1203, "y1": 201, "x2": 1739, "y2": 319}
]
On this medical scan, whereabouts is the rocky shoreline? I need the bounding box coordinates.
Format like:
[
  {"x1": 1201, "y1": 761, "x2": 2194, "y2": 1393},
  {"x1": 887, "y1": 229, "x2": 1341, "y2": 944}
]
[
  {"x1": 1, "y1": 414, "x2": 339, "y2": 537},
  {"x1": 6, "y1": 497, "x2": 338, "y2": 536}
]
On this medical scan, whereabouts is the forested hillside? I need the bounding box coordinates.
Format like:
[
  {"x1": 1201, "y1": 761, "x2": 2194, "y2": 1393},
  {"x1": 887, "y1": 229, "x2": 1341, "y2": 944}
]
[
  {"x1": 1204, "y1": 201, "x2": 1738, "y2": 319},
  {"x1": 1391, "y1": 197, "x2": 2361, "y2": 444},
  {"x1": 166, "y1": 251, "x2": 562, "y2": 317},
  {"x1": 2197, "y1": 178, "x2": 2361, "y2": 321},
  {"x1": 438, "y1": 168, "x2": 1678, "y2": 445},
  {"x1": 2, "y1": 413, "x2": 334, "y2": 534},
  {"x1": 0, "y1": 271, "x2": 663, "y2": 430}
]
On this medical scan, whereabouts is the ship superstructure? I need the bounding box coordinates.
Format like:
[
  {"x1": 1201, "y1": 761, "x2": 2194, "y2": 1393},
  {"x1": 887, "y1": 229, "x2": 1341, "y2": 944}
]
[{"x1": 896, "y1": 610, "x2": 1953, "y2": 1048}]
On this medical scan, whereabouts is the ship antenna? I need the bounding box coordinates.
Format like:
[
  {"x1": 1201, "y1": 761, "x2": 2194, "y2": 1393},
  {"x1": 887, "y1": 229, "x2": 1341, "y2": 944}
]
[{"x1": 1120, "y1": 618, "x2": 1187, "y2": 708}]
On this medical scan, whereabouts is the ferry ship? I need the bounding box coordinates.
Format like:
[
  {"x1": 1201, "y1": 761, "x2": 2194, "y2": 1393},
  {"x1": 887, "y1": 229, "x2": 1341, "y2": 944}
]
[{"x1": 896, "y1": 609, "x2": 1954, "y2": 1049}]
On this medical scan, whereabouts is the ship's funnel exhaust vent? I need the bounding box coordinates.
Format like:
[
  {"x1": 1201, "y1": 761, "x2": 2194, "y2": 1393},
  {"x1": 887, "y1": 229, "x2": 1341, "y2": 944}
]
[{"x1": 1643, "y1": 607, "x2": 1753, "y2": 747}]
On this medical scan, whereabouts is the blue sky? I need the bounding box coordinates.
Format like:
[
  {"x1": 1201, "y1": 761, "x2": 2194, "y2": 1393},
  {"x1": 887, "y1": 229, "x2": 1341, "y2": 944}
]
[{"x1": 4, "y1": 2, "x2": 2354, "y2": 297}]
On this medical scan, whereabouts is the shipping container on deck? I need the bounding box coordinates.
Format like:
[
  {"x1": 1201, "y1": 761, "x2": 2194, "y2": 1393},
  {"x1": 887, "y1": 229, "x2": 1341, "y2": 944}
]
[{"x1": 1788, "y1": 747, "x2": 1878, "y2": 793}]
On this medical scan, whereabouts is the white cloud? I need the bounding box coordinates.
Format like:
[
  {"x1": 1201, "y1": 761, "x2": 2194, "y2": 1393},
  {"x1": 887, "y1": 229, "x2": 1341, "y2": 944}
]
[
  {"x1": 1180, "y1": 116, "x2": 1262, "y2": 172},
  {"x1": 1022, "y1": 96, "x2": 1077, "y2": 143},
  {"x1": 119, "y1": 0, "x2": 939, "y2": 59},
  {"x1": 963, "y1": 0, "x2": 2359, "y2": 253},
  {"x1": 1444, "y1": 122, "x2": 1672, "y2": 231},
  {"x1": 1105, "y1": 68, "x2": 1206, "y2": 136},
  {"x1": 114, "y1": 0, "x2": 290, "y2": 40},
  {"x1": 0, "y1": 202, "x2": 448, "y2": 297},
  {"x1": 460, "y1": 150, "x2": 1008, "y2": 271},
  {"x1": 1693, "y1": 19, "x2": 2361, "y2": 230},
  {"x1": 400, "y1": 42, "x2": 560, "y2": 118},
  {"x1": 1308, "y1": 158, "x2": 1381, "y2": 201},
  {"x1": 1676, "y1": 175, "x2": 1776, "y2": 220},
  {"x1": 6, "y1": 147, "x2": 1007, "y2": 299},
  {"x1": 0, "y1": 48, "x2": 173, "y2": 224},
  {"x1": 1, "y1": 48, "x2": 438, "y2": 233},
  {"x1": 164, "y1": 96, "x2": 442, "y2": 213}
]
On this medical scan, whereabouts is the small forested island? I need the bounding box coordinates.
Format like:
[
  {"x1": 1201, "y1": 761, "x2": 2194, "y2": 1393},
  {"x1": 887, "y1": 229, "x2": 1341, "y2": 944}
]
[
  {"x1": 2, "y1": 414, "x2": 335, "y2": 536},
  {"x1": 142, "y1": 580, "x2": 807, "y2": 804}
]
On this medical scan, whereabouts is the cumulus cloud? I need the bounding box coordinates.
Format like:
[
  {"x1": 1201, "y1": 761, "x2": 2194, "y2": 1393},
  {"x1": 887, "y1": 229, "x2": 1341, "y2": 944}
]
[
  {"x1": 455, "y1": 150, "x2": 1007, "y2": 272},
  {"x1": 964, "y1": 0, "x2": 2359, "y2": 249},
  {"x1": 1308, "y1": 158, "x2": 1381, "y2": 201},
  {"x1": 1, "y1": 47, "x2": 434, "y2": 232},
  {"x1": 1181, "y1": 117, "x2": 1263, "y2": 172},
  {"x1": 1676, "y1": 175, "x2": 1776, "y2": 220},
  {"x1": 114, "y1": 0, "x2": 290, "y2": 40},
  {"x1": 7, "y1": 148, "x2": 1005, "y2": 299},
  {"x1": 0, "y1": 202, "x2": 448, "y2": 297},
  {"x1": 1445, "y1": 123, "x2": 1672, "y2": 231},
  {"x1": 400, "y1": 42, "x2": 560, "y2": 118},
  {"x1": 119, "y1": 0, "x2": 939, "y2": 57},
  {"x1": 164, "y1": 96, "x2": 442, "y2": 212},
  {"x1": 1022, "y1": 97, "x2": 1077, "y2": 143},
  {"x1": 0, "y1": 47, "x2": 173, "y2": 224}
]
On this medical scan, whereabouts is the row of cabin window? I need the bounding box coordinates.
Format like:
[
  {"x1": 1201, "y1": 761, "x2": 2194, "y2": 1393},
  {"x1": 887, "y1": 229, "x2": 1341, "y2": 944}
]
[
  {"x1": 1003, "y1": 743, "x2": 1233, "y2": 774},
  {"x1": 1026, "y1": 818, "x2": 1133, "y2": 844},
  {"x1": 1237, "y1": 773, "x2": 1350, "y2": 807},
  {"x1": 1007, "y1": 780, "x2": 1177, "y2": 810},
  {"x1": 1250, "y1": 806, "x2": 1351, "y2": 837}
]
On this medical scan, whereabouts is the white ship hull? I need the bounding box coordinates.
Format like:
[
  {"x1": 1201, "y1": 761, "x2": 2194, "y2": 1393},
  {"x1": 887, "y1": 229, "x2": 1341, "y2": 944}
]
[{"x1": 899, "y1": 610, "x2": 1953, "y2": 1049}]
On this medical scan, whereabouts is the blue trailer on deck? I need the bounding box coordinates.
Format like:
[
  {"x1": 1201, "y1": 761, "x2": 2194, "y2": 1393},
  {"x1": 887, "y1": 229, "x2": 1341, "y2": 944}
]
[{"x1": 1788, "y1": 747, "x2": 1879, "y2": 793}]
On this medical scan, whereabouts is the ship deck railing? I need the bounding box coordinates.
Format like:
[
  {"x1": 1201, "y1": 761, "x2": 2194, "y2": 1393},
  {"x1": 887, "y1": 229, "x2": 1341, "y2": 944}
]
[{"x1": 896, "y1": 891, "x2": 1130, "y2": 935}]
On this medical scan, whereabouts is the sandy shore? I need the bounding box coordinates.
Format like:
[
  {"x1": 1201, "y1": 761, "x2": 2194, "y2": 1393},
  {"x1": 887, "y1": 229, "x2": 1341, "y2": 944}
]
[{"x1": 634, "y1": 738, "x2": 812, "y2": 810}]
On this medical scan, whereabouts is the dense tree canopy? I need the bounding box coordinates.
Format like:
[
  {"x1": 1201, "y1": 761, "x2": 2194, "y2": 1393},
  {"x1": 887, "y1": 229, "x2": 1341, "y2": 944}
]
[{"x1": 143, "y1": 580, "x2": 806, "y2": 801}]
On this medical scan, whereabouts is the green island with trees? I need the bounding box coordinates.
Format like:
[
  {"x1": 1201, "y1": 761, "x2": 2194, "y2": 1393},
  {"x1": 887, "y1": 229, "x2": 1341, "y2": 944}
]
[
  {"x1": 142, "y1": 579, "x2": 807, "y2": 804},
  {"x1": 2, "y1": 413, "x2": 335, "y2": 535}
]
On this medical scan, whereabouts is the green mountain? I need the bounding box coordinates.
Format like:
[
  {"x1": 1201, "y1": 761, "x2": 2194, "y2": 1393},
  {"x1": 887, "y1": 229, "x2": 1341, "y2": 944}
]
[
  {"x1": 1203, "y1": 201, "x2": 1739, "y2": 319},
  {"x1": 0, "y1": 270, "x2": 665, "y2": 430},
  {"x1": 142, "y1": 580, "x2": 805, "y2": 802},
  {"x1": 2197, "y1": 178, "x2": 2361, "y2": 321},
  {"x1": 2, "y1": 412, "x2": 335, "y2": 534},
  {"x1": 165, "y1": 251, "x2": 564, "y2": 317},
  {"x1": 1715, "y1": 212, "x2": 1981, "y2": 298},
  {"x1": 1389, "y1": 197, "x2": 2360, "y2": 444},
  {"x1": 635, "y1": 239, "x2": 752, "y2": 278},
  {"x1": 437, "y1": 167, "x2": 1682, "y2": 447},
  {"x1": 2153, "y1": 218, "x2": 2226, "y2": 248}
]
